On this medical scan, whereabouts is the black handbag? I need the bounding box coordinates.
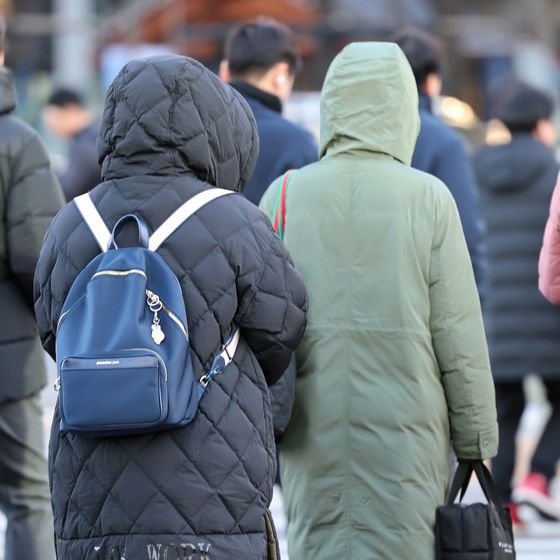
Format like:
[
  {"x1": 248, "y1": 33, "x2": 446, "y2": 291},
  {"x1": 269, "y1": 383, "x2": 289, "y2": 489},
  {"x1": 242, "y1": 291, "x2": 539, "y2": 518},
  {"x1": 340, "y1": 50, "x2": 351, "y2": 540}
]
[{"x1": 435, "y1": 461, "x2": 516, "y2": 559}]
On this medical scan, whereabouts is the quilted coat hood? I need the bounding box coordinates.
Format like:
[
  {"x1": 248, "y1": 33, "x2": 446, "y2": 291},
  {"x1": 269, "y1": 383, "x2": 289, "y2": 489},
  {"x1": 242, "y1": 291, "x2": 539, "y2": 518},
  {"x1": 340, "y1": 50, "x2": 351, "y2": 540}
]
[
  {"x1": 98, "y1": 54, "x2": 259, "y2": 191},
  {"x1": 319, "y1": 42, "x2": 420, "y2": 165}
]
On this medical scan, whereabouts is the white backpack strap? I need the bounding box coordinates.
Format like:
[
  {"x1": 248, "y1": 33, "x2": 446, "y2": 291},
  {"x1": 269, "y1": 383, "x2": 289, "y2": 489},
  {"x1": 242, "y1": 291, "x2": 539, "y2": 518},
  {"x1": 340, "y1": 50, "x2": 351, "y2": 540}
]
[
  {"x1": 74, "y1": 193, "x2": 112, "y2": 253},
  {"x1": 221, "y1": 328, "x2": 240, "y2": 366},
  {"x1": 149, "y1": 188, "x2": 234, "y2": 251}
]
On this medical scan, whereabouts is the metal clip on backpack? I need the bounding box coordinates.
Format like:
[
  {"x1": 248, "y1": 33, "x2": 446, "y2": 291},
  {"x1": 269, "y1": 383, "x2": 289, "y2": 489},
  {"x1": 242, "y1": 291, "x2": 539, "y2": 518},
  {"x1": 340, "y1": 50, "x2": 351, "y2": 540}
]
[{"x1": 55, "y1": 189, "x2": 240, "y2": 437}]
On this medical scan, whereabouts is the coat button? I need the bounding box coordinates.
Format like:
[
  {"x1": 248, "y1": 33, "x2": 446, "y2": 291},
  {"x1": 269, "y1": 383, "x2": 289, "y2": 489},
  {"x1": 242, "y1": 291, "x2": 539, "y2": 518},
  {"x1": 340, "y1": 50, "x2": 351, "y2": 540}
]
[
  {"x1": 361, "y1": 496, "x2": 369, "y2": 503},
  {"x1": 483, "y1": 440, "x2": 489, "y2": 447},
  {"x1": 332, "y1": 494, "x2": 340, "y2": 503}
]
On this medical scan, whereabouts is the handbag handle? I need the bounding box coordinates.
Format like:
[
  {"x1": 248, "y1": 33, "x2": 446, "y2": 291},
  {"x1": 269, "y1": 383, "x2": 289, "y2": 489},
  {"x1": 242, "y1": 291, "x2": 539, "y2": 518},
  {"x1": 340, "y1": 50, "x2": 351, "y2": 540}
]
[
  {"x1": 446, "y1": 461, "x2": 473, "y2": 505},
  {"x1": 108, "y1": 214, "x2": 150, "y2": 250},
  {"x1": 446, "y1": 461, "x2": 504, "y2": 510},
  {"x1": 473, "y1": 461, "x2": 504, "y2": 509}
]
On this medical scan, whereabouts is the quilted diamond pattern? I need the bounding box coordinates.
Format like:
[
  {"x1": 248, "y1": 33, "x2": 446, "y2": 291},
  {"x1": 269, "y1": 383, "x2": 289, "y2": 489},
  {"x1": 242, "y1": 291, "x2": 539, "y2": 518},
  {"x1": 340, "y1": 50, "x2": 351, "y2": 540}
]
[{"x1": 34, "y1": 55, "x2": 307, "y2": 559}]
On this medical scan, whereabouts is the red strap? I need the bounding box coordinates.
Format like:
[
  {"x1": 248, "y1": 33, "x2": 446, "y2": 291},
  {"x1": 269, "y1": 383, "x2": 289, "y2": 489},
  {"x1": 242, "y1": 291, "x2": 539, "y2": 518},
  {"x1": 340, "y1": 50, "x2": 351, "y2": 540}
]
[
  {"x1": 273, "y1": 203, "x2": 280, "y2": 232},
  {"x1": 280, "y1": 169, "x2": 294, "y2": 234}
]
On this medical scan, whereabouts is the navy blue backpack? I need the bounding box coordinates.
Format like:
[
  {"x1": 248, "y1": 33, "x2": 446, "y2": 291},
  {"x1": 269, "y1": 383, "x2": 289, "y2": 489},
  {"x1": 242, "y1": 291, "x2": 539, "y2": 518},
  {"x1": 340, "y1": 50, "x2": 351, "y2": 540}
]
[{"x1": 55, "y1": 190, "x2": 240, "y2": 437}]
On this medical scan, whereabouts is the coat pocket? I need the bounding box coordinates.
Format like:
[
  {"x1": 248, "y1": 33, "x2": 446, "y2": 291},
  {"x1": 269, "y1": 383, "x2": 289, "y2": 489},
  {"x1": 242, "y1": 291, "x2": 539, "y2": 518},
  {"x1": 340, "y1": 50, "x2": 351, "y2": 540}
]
[{"x1": 59, "y1": 352, "x2": 167, "y2": 433}]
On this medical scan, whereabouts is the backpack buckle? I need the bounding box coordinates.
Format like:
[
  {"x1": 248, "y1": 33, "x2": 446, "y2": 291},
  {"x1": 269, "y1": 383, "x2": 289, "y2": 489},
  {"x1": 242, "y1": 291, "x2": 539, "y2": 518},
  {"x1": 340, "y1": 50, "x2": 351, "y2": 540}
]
[
  {"x1": 199, "y1": 329, "x2": 239, "y2": 390},
  {"x1": 199, "y1": 355, "x2": 226, "y2": 389}
]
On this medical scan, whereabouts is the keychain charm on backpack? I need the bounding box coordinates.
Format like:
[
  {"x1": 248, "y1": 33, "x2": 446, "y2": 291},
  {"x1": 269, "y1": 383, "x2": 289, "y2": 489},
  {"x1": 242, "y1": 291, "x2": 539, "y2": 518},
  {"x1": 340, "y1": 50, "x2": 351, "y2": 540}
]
[
  {"x1": 152, "y1": 321, "x2": 165, "y2": 345},
  {"x1": 146, "y1": 289, "x2": 166, "y2": 345}
]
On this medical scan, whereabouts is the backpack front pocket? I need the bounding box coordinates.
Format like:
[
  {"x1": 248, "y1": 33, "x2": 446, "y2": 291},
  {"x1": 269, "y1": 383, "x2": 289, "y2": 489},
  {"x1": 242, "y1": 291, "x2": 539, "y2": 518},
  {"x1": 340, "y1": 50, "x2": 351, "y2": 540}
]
[{"x1": 59, "y1": 352, "x2": 168, "y2": 433}]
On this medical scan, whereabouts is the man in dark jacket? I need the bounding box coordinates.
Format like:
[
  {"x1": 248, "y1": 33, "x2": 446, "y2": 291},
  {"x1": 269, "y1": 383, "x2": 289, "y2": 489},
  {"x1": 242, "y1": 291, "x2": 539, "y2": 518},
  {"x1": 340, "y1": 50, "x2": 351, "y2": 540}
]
[
  {"x1": 473, "y1": 82, "x2": 560, "y2": 520},
  {"x1": 394, "y1": 28, "x2": 487, "y2": 299},
  {"x1": 219, "y1": 18, "x2": 317, "y2": 205},
  {"x1": 34, "y1": 54, "x2": 308, "y2": 559},
  {"x1": 43, "y1": 88, "x2": 101, "y2": 201},
  {"x1": 0, "y1": 19, "x2": 65, "y2": 560}
]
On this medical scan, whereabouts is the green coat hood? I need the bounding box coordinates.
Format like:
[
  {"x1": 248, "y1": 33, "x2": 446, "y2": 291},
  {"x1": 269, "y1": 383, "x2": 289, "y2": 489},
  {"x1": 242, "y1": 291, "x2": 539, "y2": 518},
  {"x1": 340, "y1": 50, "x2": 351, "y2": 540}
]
[{"x1": 320, "y1": 42, "x2": 420, "y2": 165}]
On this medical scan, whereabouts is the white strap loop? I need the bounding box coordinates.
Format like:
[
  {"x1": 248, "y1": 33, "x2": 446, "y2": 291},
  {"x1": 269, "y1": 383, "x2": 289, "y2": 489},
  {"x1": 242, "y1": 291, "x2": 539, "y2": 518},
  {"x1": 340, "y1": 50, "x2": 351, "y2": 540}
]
[
  {"x1": 74, "y1": 194, "x2": 112, "y2": 253},
  {"x1": 148, "y1": 189, "x2": 233, "y2": 251},
  {"x1": 221, "y1": 329, "x2": 240, "y2": 365}
]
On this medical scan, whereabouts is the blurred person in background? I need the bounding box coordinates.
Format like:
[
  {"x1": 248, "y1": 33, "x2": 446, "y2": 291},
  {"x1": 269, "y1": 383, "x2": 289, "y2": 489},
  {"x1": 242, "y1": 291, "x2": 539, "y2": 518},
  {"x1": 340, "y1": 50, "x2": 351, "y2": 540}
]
[
  {"x1": 260, "y1": 42, "x2": 498, "y2": 560},
  {"x1": 473, "y1": 82, "x2": 560, "y2": 521},
  {"x1": 43, "y1": 88, "x2": 101, "y2": 201},
  {"x1": 394, "y1": 27, "x2": 487, "y2": 300},
  {"x1": 220, "y1": 18, "x2": 317, "y2": 205},
  {"x1": 220, "y1": 17, "x2": 316, "y2": 484},
  {"x1": 0, "y1": 17, "x2": 65, "y2": 560}
]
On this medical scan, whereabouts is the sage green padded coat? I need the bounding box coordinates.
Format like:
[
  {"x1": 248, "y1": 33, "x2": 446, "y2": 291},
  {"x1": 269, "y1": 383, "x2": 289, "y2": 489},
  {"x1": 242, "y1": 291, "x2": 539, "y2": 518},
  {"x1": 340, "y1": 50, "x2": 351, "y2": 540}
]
[{"x1": 260, "y1": 42, "x2": 499, "y2": 560}]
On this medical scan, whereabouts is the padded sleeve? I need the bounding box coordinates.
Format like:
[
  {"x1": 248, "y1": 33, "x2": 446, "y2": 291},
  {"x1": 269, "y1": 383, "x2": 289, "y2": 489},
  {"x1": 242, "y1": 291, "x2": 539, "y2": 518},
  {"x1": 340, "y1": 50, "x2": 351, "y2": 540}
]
[
  {"x1": 429, "y1": 187, "x2": 498, "y2": 460},
  {"x1": 7, "y1": 132, "x2": 65, "y2": 309},
  {"x1": 235, "y1": 208, "x2": 308, "y2": 386}
]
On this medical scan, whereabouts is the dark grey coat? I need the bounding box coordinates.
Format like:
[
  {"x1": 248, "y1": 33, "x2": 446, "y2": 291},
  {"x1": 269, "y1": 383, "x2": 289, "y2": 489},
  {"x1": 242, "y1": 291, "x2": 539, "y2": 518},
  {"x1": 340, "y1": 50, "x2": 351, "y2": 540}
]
[
  {"x1": 0, "y1": 67, "x2": 64, "y2": 403},
  {"x1": 473, "y1": 134, "x2": 560, "y2": 381},
  {"x1": 34, "y1": 55, "x2": 307, "y2": 559}
]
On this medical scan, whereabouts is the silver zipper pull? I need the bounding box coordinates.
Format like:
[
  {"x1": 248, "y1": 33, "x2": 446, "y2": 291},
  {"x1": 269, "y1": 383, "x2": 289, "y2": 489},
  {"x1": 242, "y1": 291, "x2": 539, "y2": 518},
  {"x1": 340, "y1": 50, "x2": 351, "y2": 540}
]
[
  {"x1": 146, "y1": 290, "x2": 166, "y2": 345},
  {"x1": 54, "y1": 377, "x2": 61, "y2": 392}
]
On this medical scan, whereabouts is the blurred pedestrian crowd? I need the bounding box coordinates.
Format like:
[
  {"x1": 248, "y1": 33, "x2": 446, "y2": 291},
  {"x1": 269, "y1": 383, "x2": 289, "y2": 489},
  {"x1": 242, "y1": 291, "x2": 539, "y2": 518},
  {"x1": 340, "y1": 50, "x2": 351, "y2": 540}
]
[{"x1": 0, "y1": 11, "x2": 559, "y2": 560}]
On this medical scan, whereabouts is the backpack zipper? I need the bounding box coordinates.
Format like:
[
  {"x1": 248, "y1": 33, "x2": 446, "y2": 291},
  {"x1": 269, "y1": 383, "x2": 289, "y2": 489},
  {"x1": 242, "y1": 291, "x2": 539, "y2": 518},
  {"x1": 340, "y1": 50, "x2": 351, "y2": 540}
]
[
  {"x1": 91, "y1": 268, "x2": 147, "y2": 279},
  {"x1": 162, "y1": 301, "x2": 188, "y2": 340},
  {"x1": 57, "y1": 294, "x2": 87, "y2": 332},
  {"x1": 57, "y1": 272, "x2": 188, "y2": 343},
  {"x1": 57, "y1": 269, "x2": 148, "y2": 330}
]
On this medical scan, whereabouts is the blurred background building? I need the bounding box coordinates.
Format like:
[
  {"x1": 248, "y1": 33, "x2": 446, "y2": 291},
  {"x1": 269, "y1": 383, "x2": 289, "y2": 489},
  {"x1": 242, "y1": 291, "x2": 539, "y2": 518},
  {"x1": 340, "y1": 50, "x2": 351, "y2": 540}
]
[{"x1": 5, "y1": 0, "x2": 560, "y2": 125}]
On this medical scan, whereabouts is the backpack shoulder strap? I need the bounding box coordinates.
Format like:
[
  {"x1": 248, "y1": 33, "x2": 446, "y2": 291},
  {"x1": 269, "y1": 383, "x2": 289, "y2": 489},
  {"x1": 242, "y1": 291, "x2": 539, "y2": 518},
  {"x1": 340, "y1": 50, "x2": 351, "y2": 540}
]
[
  {"x1": 149, "y1": 188, "x2": 234, "y2": 251},
  {"x1": 74, "y1": 193, "x2": 111, "y2": 253}
]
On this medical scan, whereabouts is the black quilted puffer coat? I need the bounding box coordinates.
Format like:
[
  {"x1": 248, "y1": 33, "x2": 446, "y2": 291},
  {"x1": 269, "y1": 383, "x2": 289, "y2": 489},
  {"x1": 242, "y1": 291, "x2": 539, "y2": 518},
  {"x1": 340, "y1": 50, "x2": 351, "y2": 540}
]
[{"x1": 34, "y1": 55, "x2": 307, "y2": 560}]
